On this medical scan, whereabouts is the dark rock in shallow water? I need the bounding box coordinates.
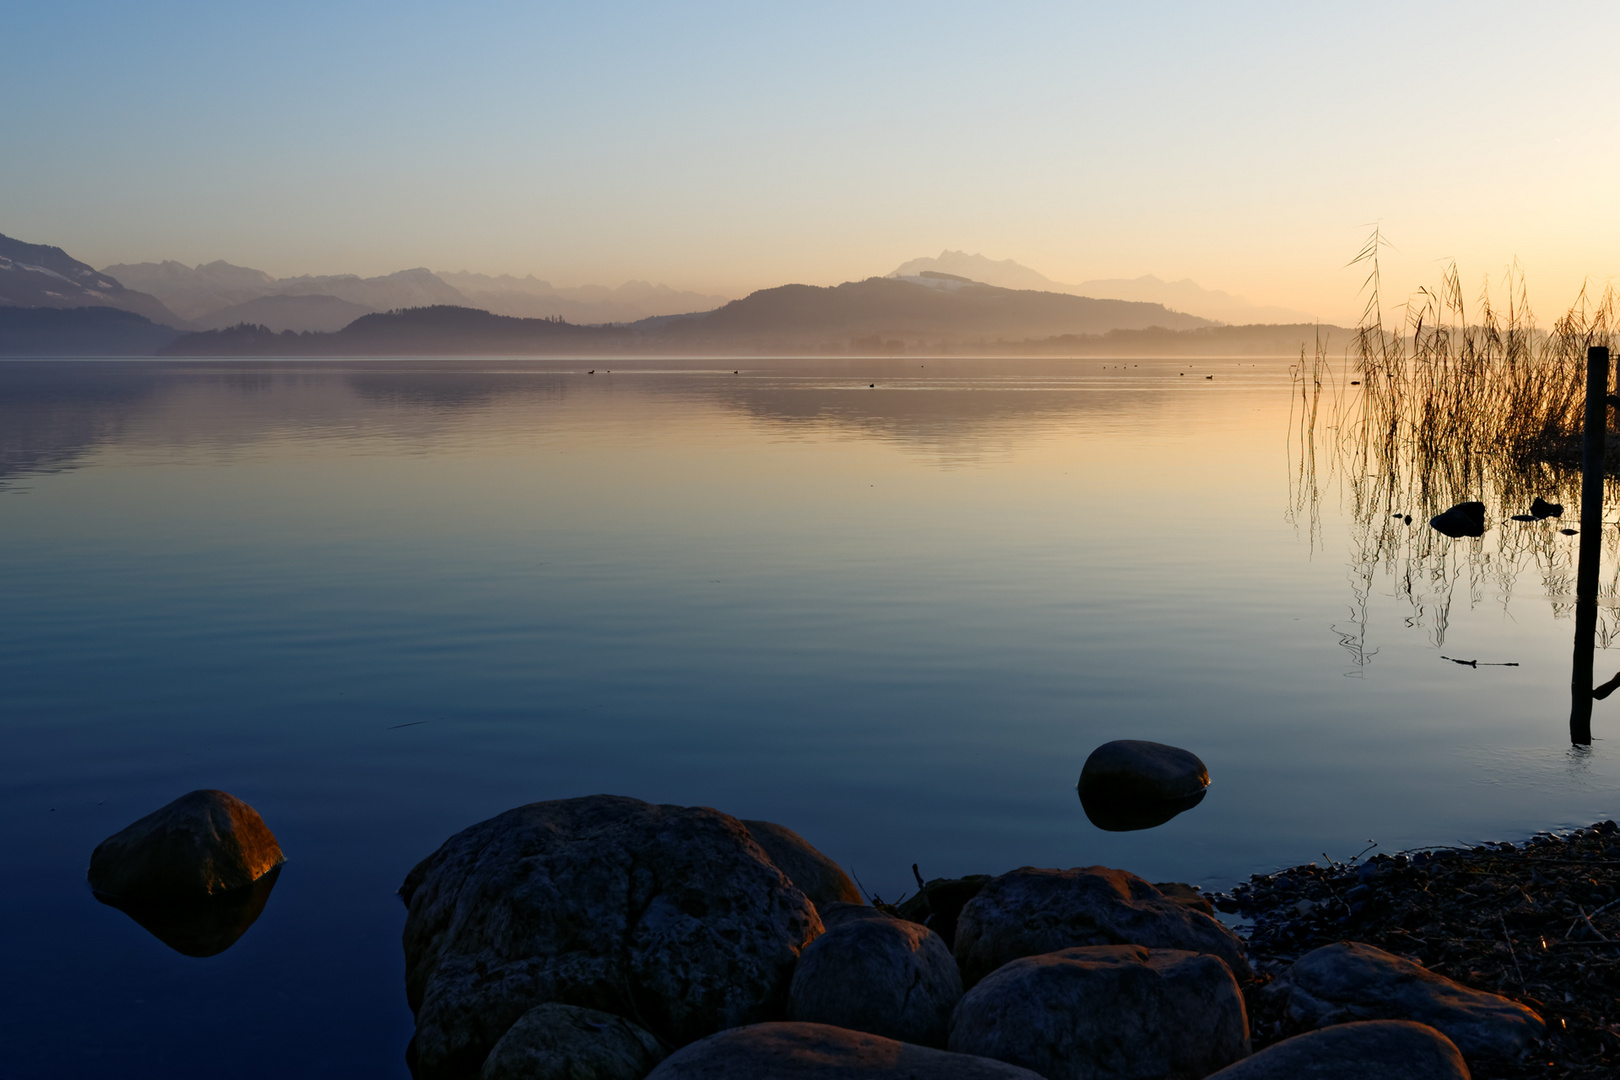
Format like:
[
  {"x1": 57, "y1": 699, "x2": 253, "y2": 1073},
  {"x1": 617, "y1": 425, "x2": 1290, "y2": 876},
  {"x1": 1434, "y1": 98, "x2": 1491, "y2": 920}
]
[
  {"x1": 741, "y1": 818, "x2": 863, "y2": 910},
  {"x1": 87, "y1": 789, "x2": 284, "y2": 905},
  {"x1": 789, "y1": 903, "x2": 961, "y2": 1048},
  {"x1": 1077, "y1": 740, "x2": 1210, "y2": 831},
  {"x1": 645, "y1": 1022, "x2": 1042, "y2": 1080},
  {"x1": 1429, "y1": 502, "x2": 1487, "y2": 538},
  {"x1": 949, "y1": 944, "x2": 1249, "y2": 1080},
  {"x1": 1204, "y1": 1020, "x2": 1468, "y2": 1080},
  {"x1": 479, "y1": 1003, "x2": 664, "y2": 1080},
  {"x1": 1274, "y1": 940, "x2": 1543, "y2": 1057},
  {"x1": 1531, "y1": 496, "x2": 1564, "y2": 519},
  {"x1": 1079, "y1": 740, "x2": 1209, "y2": 803},
  {"x1": 399, "y1": 795, "x2": 822, "y2": 1080},
  {"x1": 954, "y1": 866, "x2": 1252, "y2": 987},
  {"x1": 98, "y1": 863, "x2": 282, "y2": 957}
]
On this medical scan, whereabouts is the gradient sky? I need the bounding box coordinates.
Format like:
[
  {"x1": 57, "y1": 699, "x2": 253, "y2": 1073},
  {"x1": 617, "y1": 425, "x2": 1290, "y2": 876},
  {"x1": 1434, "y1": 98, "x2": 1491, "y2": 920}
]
[{"x1": 7, "y1": 1, "x2": 1619, "y2": 322}]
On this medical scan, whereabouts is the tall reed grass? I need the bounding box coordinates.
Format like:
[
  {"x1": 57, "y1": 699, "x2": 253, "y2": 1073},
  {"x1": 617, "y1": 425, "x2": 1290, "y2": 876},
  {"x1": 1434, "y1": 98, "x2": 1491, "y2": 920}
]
[{"x1": 1290, "y1": 234, "x2": 1620, "y2": 654}]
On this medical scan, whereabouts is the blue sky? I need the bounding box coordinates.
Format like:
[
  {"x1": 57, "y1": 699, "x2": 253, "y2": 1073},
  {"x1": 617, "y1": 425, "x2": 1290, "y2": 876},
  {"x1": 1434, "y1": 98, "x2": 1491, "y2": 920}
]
[{"x1": 6, "y1": 1, "x2": 1619, "y2": 319}]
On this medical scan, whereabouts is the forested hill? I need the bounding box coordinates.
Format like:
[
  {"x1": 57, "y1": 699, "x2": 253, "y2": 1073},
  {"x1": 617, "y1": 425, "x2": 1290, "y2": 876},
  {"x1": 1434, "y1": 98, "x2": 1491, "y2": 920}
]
[{"x1": 161, "y1": 305, "x2": 623, "y2": 356}]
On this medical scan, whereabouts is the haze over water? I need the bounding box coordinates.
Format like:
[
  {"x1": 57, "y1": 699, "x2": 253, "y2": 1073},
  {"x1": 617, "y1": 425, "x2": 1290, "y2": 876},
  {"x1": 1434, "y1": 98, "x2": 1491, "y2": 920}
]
[{"x1": 1, "y1": 356, "x2": 1615, "y2": 1076}]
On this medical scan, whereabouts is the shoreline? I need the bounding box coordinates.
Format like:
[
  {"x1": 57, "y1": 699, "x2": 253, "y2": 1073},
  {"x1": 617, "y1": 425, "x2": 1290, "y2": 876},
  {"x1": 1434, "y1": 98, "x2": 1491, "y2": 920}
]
[{"x1": 1205, "y1": 819, "x2": 1620, "y2": 1079}]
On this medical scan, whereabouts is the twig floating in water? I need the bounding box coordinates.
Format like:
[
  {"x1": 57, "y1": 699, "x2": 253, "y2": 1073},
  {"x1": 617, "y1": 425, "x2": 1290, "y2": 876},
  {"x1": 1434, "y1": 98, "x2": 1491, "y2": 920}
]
[{"x1": 1440, "y1": 656, "x2": 1520, "y2": 667}]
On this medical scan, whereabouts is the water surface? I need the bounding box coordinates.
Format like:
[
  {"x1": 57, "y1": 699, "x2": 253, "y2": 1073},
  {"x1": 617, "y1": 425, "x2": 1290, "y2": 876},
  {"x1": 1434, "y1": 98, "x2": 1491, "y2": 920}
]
[{"x1": 1, "y1": 356, "x2": 1614, "y2": 1077}]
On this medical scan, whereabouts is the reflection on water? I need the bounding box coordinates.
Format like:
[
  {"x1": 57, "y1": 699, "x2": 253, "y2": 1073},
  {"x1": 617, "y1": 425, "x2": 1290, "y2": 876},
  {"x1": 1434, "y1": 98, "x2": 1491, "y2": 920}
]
[
  {"x1": 1078, "y1": 787, "x2": 1207, "y2": 832},
  {"x1": 96, "y1": 865, "x2": 282, "y2": 958}
]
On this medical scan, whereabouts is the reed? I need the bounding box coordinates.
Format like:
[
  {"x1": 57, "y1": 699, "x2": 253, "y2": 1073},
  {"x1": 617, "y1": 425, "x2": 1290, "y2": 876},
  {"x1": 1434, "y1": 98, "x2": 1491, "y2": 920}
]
[{"x1": 1289, "y1": 234, "x2": 1620, "y2": 653}]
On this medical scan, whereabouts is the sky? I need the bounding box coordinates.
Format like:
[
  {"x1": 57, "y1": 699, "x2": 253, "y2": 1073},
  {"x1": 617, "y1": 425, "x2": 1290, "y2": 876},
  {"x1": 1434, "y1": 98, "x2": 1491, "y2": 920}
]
[{"x1": 6, "y1": 0, "x2": 1620, "y2": 323}]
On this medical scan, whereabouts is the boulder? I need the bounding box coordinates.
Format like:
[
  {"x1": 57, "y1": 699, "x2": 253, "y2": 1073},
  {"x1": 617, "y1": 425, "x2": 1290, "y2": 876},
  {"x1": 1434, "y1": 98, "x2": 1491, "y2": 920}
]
[
  {"x1": 949, "y1": 944, "x2": 1249, "y2": 1080},
  {"x1": 954, "y1": 866, "x2": 1252, "y2": 987},
  {"x1": 1430, "y1": 502, "x2": 1487, "y2": 538},
  {"x1": 87, "y1": 789, "x2": 284, "y2": 904},
  {"x1": 789, "y1": 902, "x2": 962, "y2": 1048},
  {"x1": 480, "y1": 1003, "x2": 665, "y2": 1080},
  {"x1": 1152, "y1": 881, "x2": 1214, "y2": 916},
  {"x1": 1275, "y1": 941, "x2": 1543, "y2": 1057},
  {"x1": 399, "y1": 795, "x2": 823, "y2": 1080},
  {"x1": 1204, "y1": 1020, "x2": 1469, "y2": 1080},
  {"x1": 645, "y1": 1021, "x2": 1043, "y2": 1080},
  {"x1": 742, "y1": 818, "x2": 864, "y2": 910},
  {"x1": 1078, "y1": 740, "x2": 1209, "y2": 803}
]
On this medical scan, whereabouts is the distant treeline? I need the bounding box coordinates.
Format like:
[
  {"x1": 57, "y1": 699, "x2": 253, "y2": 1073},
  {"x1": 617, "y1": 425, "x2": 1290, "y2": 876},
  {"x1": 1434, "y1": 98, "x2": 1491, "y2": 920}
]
[{"x1": 7, "y1": 300, "x2": 1345, "y2": 360}]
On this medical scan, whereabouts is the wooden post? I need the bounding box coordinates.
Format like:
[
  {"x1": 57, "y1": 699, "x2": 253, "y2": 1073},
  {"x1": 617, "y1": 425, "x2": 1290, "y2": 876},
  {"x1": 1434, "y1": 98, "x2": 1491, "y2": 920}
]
[{"x1": 1571, "y1": 345, "x2": 1610, "y2": 745}]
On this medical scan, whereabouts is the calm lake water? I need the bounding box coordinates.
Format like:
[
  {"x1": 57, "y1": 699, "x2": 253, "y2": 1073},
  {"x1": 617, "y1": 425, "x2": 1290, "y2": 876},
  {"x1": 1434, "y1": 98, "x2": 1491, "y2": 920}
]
[{"x1": 2, "y1": 356, "x2": 1616, "y2": 1077}]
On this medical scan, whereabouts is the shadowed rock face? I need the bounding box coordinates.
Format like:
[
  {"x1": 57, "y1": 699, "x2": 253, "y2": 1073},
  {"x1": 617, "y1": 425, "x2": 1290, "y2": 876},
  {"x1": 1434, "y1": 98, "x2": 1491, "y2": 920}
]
[
  {"x1": 949, "y1": 945, "x2": 1250, "y2": 1080},
  {"x1": 645, "y1": 1022, "x2": 1044, "y2": 1080},
  {"x1": 789, "y1": 903, "x2": 962, "y2": 1048},
  {"x1": 479, "y1": 1002, "x2": 665, "y2": 1080},
  {"x1": 1276, "y1": 940, "x2": 1544, "y2": 1057},
  {"x1": 87, "y1": 789, "x2": 284, "y2": 905},
  {"x1": 954, "y1": 866, "x2": 1252, "y2": 987},
  {"x1": 399, "y1": 795, "x2": 823, "y2": 1080},
  {"x1": 1204, "y1": 1020, "x2": 1469, "y2": 1080},
  {"x1": 741, "y1": 819, "x2": 863, "y2": 910}
]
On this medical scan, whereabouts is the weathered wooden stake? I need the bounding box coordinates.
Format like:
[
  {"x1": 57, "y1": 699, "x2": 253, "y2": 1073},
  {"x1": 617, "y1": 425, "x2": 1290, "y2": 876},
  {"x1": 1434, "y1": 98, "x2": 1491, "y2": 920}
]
[{"x1": 1570, "y1": 345, "x2": 1610, "y2": 745}]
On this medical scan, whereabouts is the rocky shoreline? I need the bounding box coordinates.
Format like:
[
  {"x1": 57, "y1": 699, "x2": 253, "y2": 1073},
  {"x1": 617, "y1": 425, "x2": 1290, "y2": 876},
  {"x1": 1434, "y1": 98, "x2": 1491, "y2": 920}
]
[
  {"x1": 84, "y1": 786, "x2": 1620, "y2": 1079},
  {"x1": 1205, "y1": 821, "x2": 1620, "y2": 1080}
]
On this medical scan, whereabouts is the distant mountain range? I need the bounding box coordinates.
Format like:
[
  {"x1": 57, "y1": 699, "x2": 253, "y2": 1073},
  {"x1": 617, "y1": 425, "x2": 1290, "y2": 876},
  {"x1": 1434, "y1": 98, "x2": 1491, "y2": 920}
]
[
  {"x1": 888, "y1": 250, "x2": 1318, "y2": 325},
  {"x1": 101, "y1": 258, "x2": 727, "y2": 331},
  {"x1": 1, "y1": 230, "x2": 1337, "y2": 357},
  {"x1": 1, "y1": 234, "x2": 188, "y2": 327}
]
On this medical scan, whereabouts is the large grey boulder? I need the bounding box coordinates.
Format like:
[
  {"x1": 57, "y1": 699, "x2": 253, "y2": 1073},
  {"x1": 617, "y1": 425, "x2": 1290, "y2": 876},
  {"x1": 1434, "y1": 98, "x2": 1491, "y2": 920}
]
[
  {"x1": 742, "y1": 819, "x2": 864, "y2": 910},
  {"x1": 954, "y1": 866, "x2": 1252, "y2": 987},
  {"x1": 1275, "y1": 941, "x2": 1543, "y2": 1057},
  {"x1": 645, "y1": 1021, "x2": 1043, "y2": 1080},
  {"x1": 480, "y1": 1003, "x2": 664, "y2": 1080},
  {"x1": 1204, "y1": 1020, "x2": 1469, "y2": 1080},
  {"x1": 949, "y1": 945, "x2": 1249, "y2": 1080},
  {"x1": 1078, "y1": 740, "x2": 1209, "y2": 802},
  {"x1": 87, "y1": 789, "x2": 284, "y2": 904},
  {"x1": 400, "y1": 795, "x2": 823, "y2": 1080},
  {"x1": 789, "y1": 903, "x2": 962, "y2": 1048}
]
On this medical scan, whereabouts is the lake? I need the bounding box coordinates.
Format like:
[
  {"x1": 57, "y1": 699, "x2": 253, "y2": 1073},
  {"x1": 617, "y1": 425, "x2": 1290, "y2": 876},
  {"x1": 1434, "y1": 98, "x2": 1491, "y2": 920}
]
[{"x1": 1, "y1": 355, "x2": 1615, "y2": 1077}]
